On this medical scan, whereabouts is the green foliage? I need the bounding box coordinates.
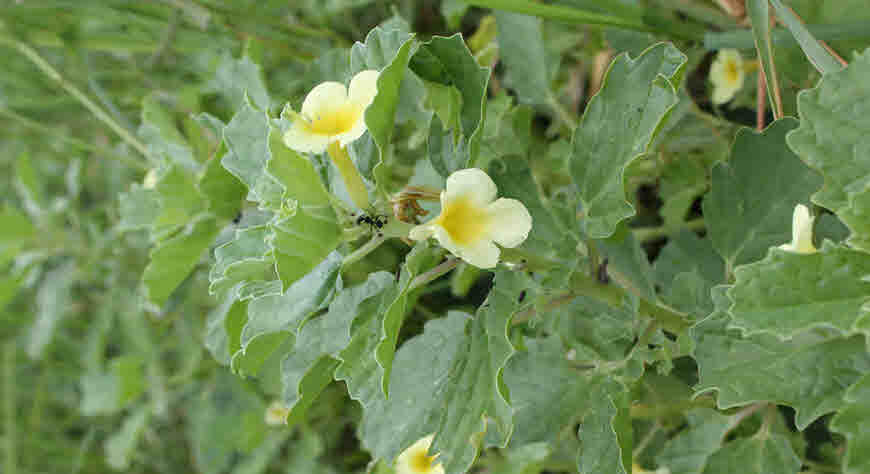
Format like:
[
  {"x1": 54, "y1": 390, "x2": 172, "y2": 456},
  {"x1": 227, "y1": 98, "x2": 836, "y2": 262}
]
[{"x1": 6, "y1": 1, "x2": 870, "y2": 473}]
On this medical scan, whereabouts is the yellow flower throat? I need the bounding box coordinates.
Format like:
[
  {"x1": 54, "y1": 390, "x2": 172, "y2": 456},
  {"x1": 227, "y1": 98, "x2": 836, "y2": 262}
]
[
  {"x1": 410, "y1": 450, "x2": 438, "y2": 473},
  {"x1": 306, "y1": 103, "x2": 362, "y2": 136},
  {"x1": 435, "y1": 196, "x2": 490, "y2": 246}
]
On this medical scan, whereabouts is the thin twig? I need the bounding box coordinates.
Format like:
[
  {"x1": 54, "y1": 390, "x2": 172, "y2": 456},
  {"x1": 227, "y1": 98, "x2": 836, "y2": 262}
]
[
  {"x1": 9, "y1": 39, "x2": 155, "y2": 163},
  {"x1": 757, "y1": 70, "x2": 767, "y2": 131},
  {"x1": 409, "y1": 258, "x2": 460, "y2": 292}
]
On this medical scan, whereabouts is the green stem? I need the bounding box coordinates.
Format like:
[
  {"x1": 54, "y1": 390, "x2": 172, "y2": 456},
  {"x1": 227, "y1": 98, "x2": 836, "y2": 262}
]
[
  {"x1": 409, "y1": 258, "x2": 460, "y2": 292},
  {"x1": 464, "y1": 0, "x2": 704, "y2": 41},
  {"x1": 6, "y1": 39, "x2": 155, "y2": 163},
  {"x1": 705, "y1": 22, "x2": 870, "y2": 50},
  {"x1": 0, "y1": 107, "x2": 149, "y2": 171},
  {"x1": 342, "y1": 234, "x2": 388, "y2": 268}
]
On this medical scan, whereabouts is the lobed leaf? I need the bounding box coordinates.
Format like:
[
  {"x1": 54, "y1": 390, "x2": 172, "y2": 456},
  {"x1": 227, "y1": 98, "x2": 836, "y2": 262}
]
[
  {"x1": 570, "y1": 43, "x2": 686, "y2": 239},
  {"x1": 831, "y1": 374, "x2": 870, "y2": 474}
]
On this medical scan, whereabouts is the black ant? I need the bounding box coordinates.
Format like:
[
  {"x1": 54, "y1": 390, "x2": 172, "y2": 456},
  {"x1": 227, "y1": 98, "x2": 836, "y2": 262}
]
[{"x1": 354, "y1": 213, "x2": 388, "y2": 233}]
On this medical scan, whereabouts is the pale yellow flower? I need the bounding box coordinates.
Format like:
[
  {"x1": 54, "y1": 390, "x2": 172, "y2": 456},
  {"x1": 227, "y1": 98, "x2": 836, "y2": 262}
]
[
  {"x1": 409, "y1": 168, "x2": 532, "y2": 269},
  {"x1": 710, "y1": 49, "x2": 745, "y2": 105},
  {"x1": 264, "y1": 401, "x2": 289, "y2": 426},
  {"x1": 283, "y1": 70, "x2": 379, "y2": 154},
  {"x1": 142, "y1": 169, "x2": 159, "y2": 189},
  {"x1": 779, "y1": 204, "x2": 816, "y2": 253},
  {"x1": 395, "y1": 435, "x2": 444, "y2": 474}
]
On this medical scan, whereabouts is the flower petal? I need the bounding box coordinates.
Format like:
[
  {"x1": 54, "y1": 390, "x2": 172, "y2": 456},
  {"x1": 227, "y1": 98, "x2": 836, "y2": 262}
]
[
  {"x1": 458, "y1": 238, "x2": 501, "y2": 269},
  {"x1": 485, "y1": 198, "x2": 532, "y2": 248},
  {"x1": 283, "y1": 119, "x2": 330, "y2": 154},
  {"x1": 301, "y1": 81, "x2": 348, "y2": 120},
  {"x1": 348, "y1": 69, "x2": 380, "y2": 108},
  {"x1": 444, "y1": 168, "x2": 497, "y2": 207},
  {"x1": 409, "y1": 223, "x2": 436, "y2": 241},
  {"x1": 334, "y1": 117, "x2": 368, "y2": 147},
  {"x1": 791, "y1": 204, "x2": 816, "y2": 253}
]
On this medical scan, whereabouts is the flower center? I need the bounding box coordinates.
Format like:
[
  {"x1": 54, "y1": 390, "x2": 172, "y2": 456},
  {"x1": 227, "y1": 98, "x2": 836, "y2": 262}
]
[
  {"x1": 725, "y1": 60, "x2": 739, "y2": 84},
  {"x1": 436, "y1": 196, "x2": 490, "y2": 246},
  {"x1": 409, "y1": 449, "x2": 437, "y2": 473},
  {"x1": 306, "y1": 102, "x2": 362, "y2": 136}
]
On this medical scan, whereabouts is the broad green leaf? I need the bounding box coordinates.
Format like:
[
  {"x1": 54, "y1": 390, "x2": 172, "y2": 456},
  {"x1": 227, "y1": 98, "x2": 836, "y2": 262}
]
[
  {"x1": 232, "y1": 251, "x2": 341, "y2": 376},
  {"x1": 375, "y1": 242, "x2": 440, "y2": 397},
  {"x1": 231, "y1": 431, "x2": 291, "y2": 474},
  {"x1": 222, "y1": 99, "x2": 282, "y2": 206},
  {"x1": 199, "y1": 154, "x2": 246, "y2": 221},
  {"x1": 494, "y1": 12, "x2": 552, "y2": 105},
  {"x1": 831, "y1": 374, "x2": 870, "y2": 474},
  {"x1": 105, "y1": 406, "x2": 150, "y2": 471},
  {"x1": 118, "y1": 186, "x2": 161, "y2": 232},
  {"x1": 656, "y1": 408, "x2": 730, "y2": 474},
  {"x1": 27, "y1": 260, "x2": 76, "y2": 360},
  {"x1": 0, "y1": 272, "x2": 25, "y2": 310},
  {"x1": 596, "y1": 225, "x2": 656, "y2": 301},
  {"x1": 360, "y1": 313, "x2": 471, "y2": 467},
  {"x1": 79, "y1": 356, "x2": 145, "y2": 416},
  {"x1": 205, "y1": 294, "x2": 248, "y2": 366},
  {"x1": 653, "y1": 231, "x2": 725, "y2": 317},
  {"x1": 546, "y1": 295, "x2": 636, "y2": 362},
  {"x1": 787, "y1": 50, "x2": 870, "y2": 247},
  {"x1": 729, "y1": 243, "x2": 870, "y2": 338},
  {"x1": 152, "y1": 165, "x2": 207, "y2": 241},
  {"x1": 353, "y1": 29, "x2": 417, "y2": 192},
  {"x1": 188, "y1": 374, "x2": 267, "y2": 474},
  {"x1": 692, "y1": 286, "x2": 870, "y2": 429},
  {"x1": 570, "y1": 43, "x2": 686, "y2": 239},
  {"x1": 747, "y1": 0, "x2": 784, "y2": 118},
  {"x1": 503, "y1": 337, "x2": 595, "y2": 445},
  {"x1": 411, "y1": 34, "x2": 490, "y2": 165},
  {"x1": 703, "y1": 119, "x2": 822, "y2": 267},
  {"x1": 485, "y1": 442, "x2": 551, "y2": 474},
  {"x1": 701, "y1": 434, "x2": 800, "y2": 474},
  {"x1": 769, "y1": 0, "x2": 843, "y2": 75},
  {"x1": 488, "y1": 153, "x2": 569, "y2": 254},
  {"x1": 432, "y1": 269, "x2": 532, "y2": 473},
  {"x1": 143, "y1": 215, "x2": 220, "y2": 308},
  {"x1": 266, "y1": 129, "x2": 333, "y2": 207},
  {"x1": 280, "y1": 272, "x2": 394, "y2": 424},
  {"x1": 209, "y1": 225, "x2": 277, "y2": 297},
  {"x1": 270, "y1": 204, "x2": 342, "y2": 290},
  {"x1": 210, "y1": 55, "x2": 271, "y2": 111},
  {"x1": 428, "y1": 115, "x2": 468, "y2": 179},
  {"x1": 139, "y1": 95, "x2": 197, "y2": 170},
  {"x1": 577, "y1": 381, "x2": 631, "y2": 474},
  {"x1": 424, "y1": 81, "x2": 463, "y2": 132}
]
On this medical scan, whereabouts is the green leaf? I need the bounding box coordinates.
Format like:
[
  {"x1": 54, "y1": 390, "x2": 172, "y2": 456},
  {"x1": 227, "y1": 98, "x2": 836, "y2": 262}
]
[
  {"x1": 15, "y1": 153, "x2": 45, "y2": 215},
  {"x1": 747, "y1": 0, "x2": 784, "y2": 118},
  {"x1": 703, "y1": 119, "x2": 822, "y2": 267},
  {"x1": 27, "y1": 260, "x2": 76, "y2": 360},
  {"x1": 151, "y1": 165, "x2": 207, "y2": 241},
  {"x1": 769, "y1": 0, "x2": 843, "y2": 75},
  {"x1": 270, "y1": 204, "x2": 342, "y2": 290},
  {"x1": 432, "y1": 269, "x2": 532, "y2": 473},
  {"x1": 360, "y1": 313, "x2": 471, "y2": 467},
  {"x1": 266, "y1": 129, "x2": 333, "y2": 207},
  {"x1": 488, "y1": 153, "x2": 570, "y2": 254},
  {"x1": 692, "y1": 286, "x2": 870, "y2": 430},
  {"x1": 428, "y1": 115, "x2": 468, "y2": 179},
  {"x1": 570, "y1": 43, "x2": 686, "y2": 239},
  {"x1": 188, "y1": 374, "x2": 267, "y2": 474},
  {"x1": 222, "y1": 99, "x2": 283, "y2": 206},
  {"x1": 411, "y1": 34, "x2": 490, "y2": 166},
  {"x1": 831, "y1": 374, "x2": 870, "y2": 474},
  {"x1": 375, "y1": 242, "x2": 441, "y2": 397},
  {"x1": 105, "y1": 406, "x2": 151, "y2": 471},
  {"x1": 209, "y1": 225, "x2": 276, "y2": 297},
  {"x1": 118, "y1": 186, "x2": 161, "y2": 232},
  {"x1": 596, "y1": 225, "x2": 656, "y2": 301},
  {"x1": 143, "y1": 215, "x2": 220, "y2": 309},
  {"x1": 701, "y1": 434, "x2": 801, "y2": 474},
  {"x1": 494, "y1": 12, "x2": 552, "y2": 105},
  {"x1": 653, "y1": 230, "x2": 724, "y2": 317},
  {"x1": 199, "y1": 154, "x2": 246, "y2": 221},
  {"x1": 232, "y1": 252, "x2": 341, "y2": 376},
  {"x1": 205, "y1": 295, "x2": 248, "y2": 366},
  {"x1": 546, "y1": 295, "x2": 636, "y2": 362},
  {"x1": 210, "y1": 55, "x2": 271, "y2": 111},
  {"x1": 139, "y1": 95, "x2": 197, "y2": 170},
  {"x1": 787, "y1": 50, "x2": 870, "y2": 247},
  {"x1": 577, "y1": 381, "x2": 631, "y2": 474},
  {"x1": 503, "y1": 337, "x2": 594, "y2": 445},
  {"x1": 656, "y1": 408, "x2": 730, "y2": 474},
  {"x1": 729, "y1": 243, "x2": 870, "y2": 338},
  {"x1": 0, "y1": 205, "x2": 35, "y2": 262},
  {"x1": 280, "y1": 272, "x2": 394, "y2": 424},
  {"x1": 353, "y1": 28, "x2": 417, "y2": 192}
]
